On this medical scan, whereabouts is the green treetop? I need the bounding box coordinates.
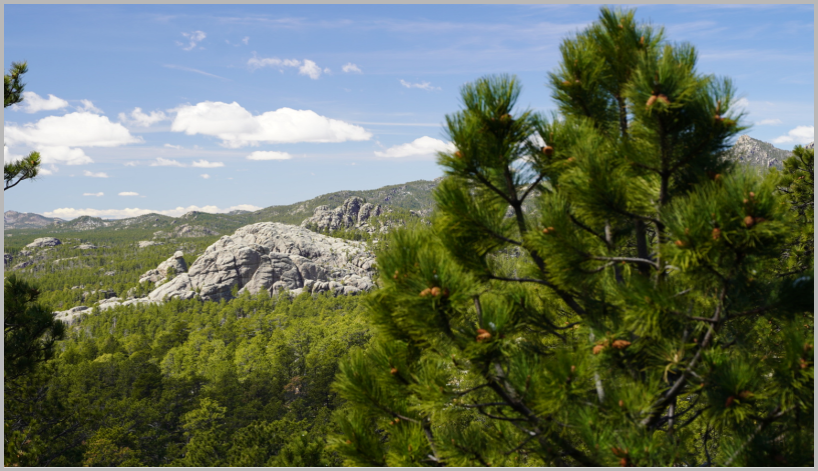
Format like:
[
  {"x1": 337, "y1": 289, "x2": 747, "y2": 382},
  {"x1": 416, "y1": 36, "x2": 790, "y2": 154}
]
[{"x1": 331, "y1": 7, "x2": 813, "y2": 467}]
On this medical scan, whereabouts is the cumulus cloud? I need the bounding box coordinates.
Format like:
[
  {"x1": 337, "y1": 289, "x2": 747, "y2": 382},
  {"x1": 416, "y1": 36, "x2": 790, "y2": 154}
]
[
  {"x1": 191, "y1": 159, "x2": 224, "y2": 168},
  {"x1": 755, "y1": 119, "x2": 783, "y2": 126},
  {"x1": 178, "y1": 30, "x2": 206, "y2": 51},
  {"x1": 242, "y1": 36, "x2": 249, "y2": 45},
  {"x1": 374, "y1": 136, "x2": 455, "y2": 158},
  {"x1": 38, "y1": 146, "x2": 94, "y2": 166},
  {"x1": 123, "y1": 161, "x2": 140, "y2": 167},
  {"x1": 247, "y1": 151, "x2": 293, "y2": 160},
  {"x1": 4, "y1": 112, "x2": 141, "y2": 148},
  {"x1": 84, "y1": 170, "x2": 109, "y2": 178},
  {"x1": 12, "y1": 91, "x2": 69, "y2": 113},
  {"x1": 400, "y1": 79, "x2": 440, "y2": 91},
  {"x1": 38, "y1": 165, "x2": 58, "y2": 176},
  {"x1": 77, "y1": 99, "x2": 103, "y2": 114},
  {"x1": 43, "y1": 204, "x2": 263, "y2": 220},
  {"x1": 119, "y1": 107, "x2": 168, "y2": 127},
  {"x1": 772, "y1": 126, "x2": 814, "y2": 145},
  {"x1": 150, "y1": 157, "x2": 186, "y2": 167},
  {"x1": 200, "y1": 174, "x2": 211, "y2": 179},
  {"x1": 171, "y1": 101, "x2": 372, "y2": 147},
  {"x1": 299, "y1": 60, "x2": 322, "y2": 79},
  {"x1": 4, "y1": 146, "x2": 23, "y2": 165},
  {"x1": 342, "y1": 63, "x2": 362, "y2": 73},
  {"x1": 84, "y1": 192, "x2": 104, "y2": 197},
  {"x1": 118, "y1": 191, "x2": 139, "y2": 196}
]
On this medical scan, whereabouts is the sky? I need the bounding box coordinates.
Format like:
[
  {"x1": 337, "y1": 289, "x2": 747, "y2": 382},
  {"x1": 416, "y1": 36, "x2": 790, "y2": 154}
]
[{"x1": 3, "y1": 4, "x2": 814, "y2": 220}]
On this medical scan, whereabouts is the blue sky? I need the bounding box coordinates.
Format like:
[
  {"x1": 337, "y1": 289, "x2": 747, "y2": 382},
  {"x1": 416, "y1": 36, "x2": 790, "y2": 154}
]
[{"x1": 4, "y1": 4, "x2": 814, "y2": 220}]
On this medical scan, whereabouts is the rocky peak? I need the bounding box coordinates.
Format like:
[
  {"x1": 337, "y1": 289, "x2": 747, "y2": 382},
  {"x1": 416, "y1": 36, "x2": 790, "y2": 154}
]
[
  {"x1": 301, "y1": 196, "x2": 383, "y2": 232},
  {"x1": 724, "y1": 135, "x2": 792, "y2": 170}
]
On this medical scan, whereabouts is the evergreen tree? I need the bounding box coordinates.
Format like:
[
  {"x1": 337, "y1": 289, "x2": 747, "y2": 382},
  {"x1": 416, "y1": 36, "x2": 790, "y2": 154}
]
[
  {"x1": 4, "y1": 60, "x2": 41, "y2": 191},
  {"x1": 331, "y1": 7, "x2": 813, "y2": 467},
  {"x1": 774, "y1": 144, "x2": 814, "y2": 276}
]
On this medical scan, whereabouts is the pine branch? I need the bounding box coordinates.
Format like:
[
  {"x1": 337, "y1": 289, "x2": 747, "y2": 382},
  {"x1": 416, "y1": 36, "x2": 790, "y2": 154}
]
[
  {"x1": 590, "y1": 256, "x2": 659, "y2": 268},
  {"x1": 721, "y1": 406, "x2": 793, "y2": 467}
]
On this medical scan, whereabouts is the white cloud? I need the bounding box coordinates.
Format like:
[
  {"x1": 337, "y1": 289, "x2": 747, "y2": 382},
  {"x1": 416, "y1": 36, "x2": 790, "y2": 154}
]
[
  {"x1": 298, "y1": 60, "x2": 322, "y2": 79},
  {"x1": 247, "y1": 151, "x2": 293, "y2": 160},
  {"x1": 44, "y1": 204, "x2": 263, "y2": 220},
  {"x1": 342, "y1": 63, "x2": 362, "y2": 73},
  {"x1": 164, "y1": 143, "x2": 183, "y2": 149},
  {"x1": 84, "y1": 170, "x2": 109, "y2": 178},
  {"x1": 200, "y1": 174, "x2": 211, "y2": 179},
  {"x1": 123, "y1": 161, "x2": 140, "y2": 167},
  {"x1": 171, "y1": 101, "x2": 372, "y2": 147},
  {"x1": 242, "y1": 36, "x2": 249, "y2": 45},
  {"x1": 755, "y1": 119, "x2": 783, "y2": 126},
  {"x1": 4, "y1": 146, "x2": 23, "y2": 165},
  {"x1": 83, "y1": 192, "x2": 104, "y2": 197},
  {"x1": 374, "y1": 136, "x2": 455, "y2": 159},
  {"x1": 179, "y1": 30, "x2": 206, "y2": 51},
  {"x1": 164, "y1": 64, "x2": 230, "y2": 81},
  {"x1": 77, "y1": 99, "x2": 103, "y2": 113},
  {"x1": 38, "y1": 146, "x2": 94, "y2": 166},
  {"x1": 39, "y1": 165, "x2": 58, "y2": 176},
  {"x1": 118, "y1": 191, "x2": 139, "y2": 196},
  {"x1": 247, "y1": 55, "x2": 301, "y2": 70},
  {"x1": 191, "y1": 159, "x2": 224, "y2": 168},
  {"x1": 119, "y1": 107, "x2": 168, "y2": 127},
  {"x1": 150, "y1": 157, "x2": 186, "y2": 167},
  {"x1": 772, "y1": 126, "x2": 814, "y2": 145},
  {"x1": 12, "y1": 91, "x2": 69, "y2": 113},
  {"x1": 4, "y1": 112, "x2": 141, "y2": 148},
  {"x1": 400, "y1": 79, "x2": 440, "y2": 91}
]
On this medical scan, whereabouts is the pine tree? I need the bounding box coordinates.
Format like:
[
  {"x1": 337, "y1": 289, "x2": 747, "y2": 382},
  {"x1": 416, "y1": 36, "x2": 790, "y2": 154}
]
[
  {"x1": 331, "y1": 7, "x2": 813, "y2": 467},
  {"x1": 4, "y1": 60, "x2": 41, "y2": 191}
]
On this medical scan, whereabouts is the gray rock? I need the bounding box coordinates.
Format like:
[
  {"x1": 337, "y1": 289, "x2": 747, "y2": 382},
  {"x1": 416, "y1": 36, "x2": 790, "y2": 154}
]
[
  {"x1": 13, "y1": 260, "x2": 34, "y2": 269},
  {"x1": 724, "y1": 135, "x2": 792, "y2": 170},
  {"x1": 139, "y1": 251, "x2": 188, "y2": 286},
  {"x1": 153, "y1": 224, "x2": 219, "y2": 239},
  {"x1": 4, "y1": 253, "x2": 12, "y2": 267},
  {"x1": 301, "y1": 197, "x2": 382, "y2": 232},
  {"x1": 146, "y1": 222, "x2": 376, "y2": 302},
  {"x1": 26, "y1": 237, "x2": 61, "y2": 248},
  {"x1": 807, "y1": 142, "x2": 814, "y2": 150},
  {"x1": 76, "y1": 244, "x2": 98, "y2": 250},
  {"x1": 54, "y1": 306, "x2": 91, "y2": 326},
  {"x1": 138, "y1": 240, "x2": 164, "y2": 248}
]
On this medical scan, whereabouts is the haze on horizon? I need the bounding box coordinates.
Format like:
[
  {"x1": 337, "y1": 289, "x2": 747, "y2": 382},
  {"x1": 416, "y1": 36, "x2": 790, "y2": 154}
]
[{"x1": 4, "y1": 4, "x2": 814, "y2": 220}]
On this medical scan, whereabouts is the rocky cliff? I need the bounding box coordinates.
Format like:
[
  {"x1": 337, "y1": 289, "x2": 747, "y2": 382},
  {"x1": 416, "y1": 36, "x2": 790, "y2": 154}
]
[
  {"x1": 4, "y1": 211, "x2": 64, "y2": 229},
  {"x1": 300, "y1": 196, "x2": 384, "y2": 232},
  {"x1": 723, "y1": 135, "x2": 793, "y2": 170},
  {"x1": 145, "y1": 222, "x2": 375, "y2": 303}
]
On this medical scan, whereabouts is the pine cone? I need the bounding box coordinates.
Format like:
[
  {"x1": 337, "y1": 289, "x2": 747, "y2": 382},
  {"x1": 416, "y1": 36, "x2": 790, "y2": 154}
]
[
  {"x1": 744, "y1": 216, "x2": 754, "y2": 227},
  {"x1": 675, "y1": 240, "x2": 685, "y2": 247},
  {"x1": 430, "y1": 287, "x2": 441, "y2": 297},
  {"x1": 420, "y1": 288, "x2": 431, "y2": 297},
  {"x1": 390, "y1": 367, "x2": 398, "y2": 375},
  {"x1": 455, "y1": 151, "x2": 463, "y2": 159},
  {"x1": 543, "y1": 145, "x2": 554, "y2": 156},
  {"x1": 593, "y1": 344, "x2": 606, "y2": 355},
  {"x1": 612, "y1": 340, "x2": 631, "y2": 350},
  {"x1": 476, "y1": 329, "x2": 492, "y2": 342},
  {"x1": 712, "y1": 228, "x2": 721, "y2": 240},
  {"x1": 657, "y1": 94, "x2": 670, "y2": 105},
  {"x1": 725, "y1": 396, "x2": 735, "y2": 408},
  {"x1": 646, "y1": 95, "x2": 658, "y2": 108}
]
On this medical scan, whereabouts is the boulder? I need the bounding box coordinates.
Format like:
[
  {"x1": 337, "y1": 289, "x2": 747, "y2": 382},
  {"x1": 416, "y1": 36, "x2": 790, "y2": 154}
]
[
  {"x1": 146, "y1": 222, "x2": 376, "y2": 302},
  {"x1": 26, "y1": 237, "x2": 61, "y2": 248},
  {"x1": 138, "y1": 240, "x2": 163, "y2": 248},
  {"x1": 76, "y1": 244, "x2": 98, "y2": 250},
  {"x1": 139, "y1": 251, "x2": 188, "y2": 286}
]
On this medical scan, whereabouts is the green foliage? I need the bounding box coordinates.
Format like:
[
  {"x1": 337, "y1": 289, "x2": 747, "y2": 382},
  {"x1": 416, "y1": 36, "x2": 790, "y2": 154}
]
[
  {"x1": 331, "y1": 6, "x2": 813, "y2": 467},
  {"x1": 4, "y1": 60, "x2": 41, "y2": 191},
  {"x1": 4, "y1": 275, "x2": 65, "y2": 382},
  {"x1": 4, "y1": 289, "x2": 371, "y2": 466}
]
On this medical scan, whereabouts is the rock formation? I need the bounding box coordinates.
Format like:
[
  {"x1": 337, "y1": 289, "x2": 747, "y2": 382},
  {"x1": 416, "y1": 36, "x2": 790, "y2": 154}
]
[
  {"x1": 26, "y1": 237, "x2": 62, "y2": 248},
  {"x1": 301, "y1": 196, "x2": 384, "y2": 232},
  {"x1": 138, "y1": 240, "x2": 163, "y2": 248},
  {"x1": 139, "y1": 251, "x2": 188, "y2": 286},
  {"x1": 146, "y1": 222, "x2": 376, "y2": 302},
  {"x1": 724, "y1": 135, "x2": 792, "y2": 170},
  {"x1": 3, "y1": 210, "x2": 64, "y2": 229},
  {"x1": 153, "y1": 224, "x2": 219, "y2": 239}
]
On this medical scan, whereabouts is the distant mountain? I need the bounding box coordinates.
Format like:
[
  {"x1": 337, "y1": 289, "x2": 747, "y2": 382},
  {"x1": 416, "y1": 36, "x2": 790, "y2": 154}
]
[
  {"x1": 3, "y1": 210, "x2": 64, "y2": 229},
  {"x1": 723, "y1": 135, "x2": 793, "y2": 170}
]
